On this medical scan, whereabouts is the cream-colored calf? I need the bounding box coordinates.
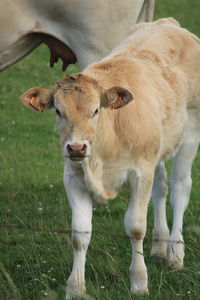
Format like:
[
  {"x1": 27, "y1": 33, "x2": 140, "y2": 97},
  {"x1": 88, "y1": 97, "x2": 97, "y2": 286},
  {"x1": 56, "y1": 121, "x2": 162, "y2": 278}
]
[{"x1": 20, "y1": 18, "x2": 200, "y2": 296}]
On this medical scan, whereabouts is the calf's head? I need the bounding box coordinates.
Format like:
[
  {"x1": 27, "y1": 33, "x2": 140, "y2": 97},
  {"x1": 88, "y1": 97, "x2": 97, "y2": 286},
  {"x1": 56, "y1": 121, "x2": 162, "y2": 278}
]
[{"x1": 20, "y1": 74, "x2": 133, "y2": 161}]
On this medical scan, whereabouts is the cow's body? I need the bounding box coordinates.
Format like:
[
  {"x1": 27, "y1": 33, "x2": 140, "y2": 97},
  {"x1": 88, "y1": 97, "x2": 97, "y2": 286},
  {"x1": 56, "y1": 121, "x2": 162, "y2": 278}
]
[
  {"x1": 0, "y1": 0, "x2": 154, "y2": 71},
  {"x1": 20, "y1": 18, "x2": 200, "y2": 297}
]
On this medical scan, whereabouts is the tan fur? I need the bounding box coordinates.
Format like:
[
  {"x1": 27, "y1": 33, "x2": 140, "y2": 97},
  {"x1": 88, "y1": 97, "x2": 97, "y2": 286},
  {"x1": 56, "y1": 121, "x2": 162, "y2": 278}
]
[{"x1": 84, "y1": 18, "x2": 200, "y2": 163}]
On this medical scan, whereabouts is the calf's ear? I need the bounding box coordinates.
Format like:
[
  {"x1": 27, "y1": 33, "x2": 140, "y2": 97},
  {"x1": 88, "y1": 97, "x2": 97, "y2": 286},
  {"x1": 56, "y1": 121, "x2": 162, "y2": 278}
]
[
  {"x1": 20, "y1": 87, "x2": 54, "y2": 112},
  {"x1": 101, "y1": 86, "x2": 133, "y2": 109}
]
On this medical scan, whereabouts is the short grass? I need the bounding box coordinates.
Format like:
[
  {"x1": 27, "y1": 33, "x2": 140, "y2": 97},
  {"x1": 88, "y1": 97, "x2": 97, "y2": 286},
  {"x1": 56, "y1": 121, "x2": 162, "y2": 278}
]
[{"x1": 0, "y1": 0, "x2": 200, "y2": 299}]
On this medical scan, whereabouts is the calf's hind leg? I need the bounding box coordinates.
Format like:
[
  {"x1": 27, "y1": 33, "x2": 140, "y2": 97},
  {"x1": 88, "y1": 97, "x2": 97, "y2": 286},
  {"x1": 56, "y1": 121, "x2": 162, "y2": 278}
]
[
  {"x1": 150, "y1": 161, "x2": 169, "y2": 259},
  {"x1": 168, "y1": 135, "x2": 199, "y2": 269}
]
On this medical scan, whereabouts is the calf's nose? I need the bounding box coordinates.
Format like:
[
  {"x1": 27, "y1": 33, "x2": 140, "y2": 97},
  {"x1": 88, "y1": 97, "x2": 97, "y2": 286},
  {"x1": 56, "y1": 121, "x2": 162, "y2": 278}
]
[{"x1": 67, "y1": 143, "x2": 87, "y2": 157}]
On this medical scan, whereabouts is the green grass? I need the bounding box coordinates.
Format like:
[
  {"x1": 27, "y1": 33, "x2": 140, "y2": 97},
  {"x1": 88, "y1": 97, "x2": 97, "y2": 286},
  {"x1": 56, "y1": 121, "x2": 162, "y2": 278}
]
[{"x1": 0, "y1": 0, "x2": 200, "y2": 299}]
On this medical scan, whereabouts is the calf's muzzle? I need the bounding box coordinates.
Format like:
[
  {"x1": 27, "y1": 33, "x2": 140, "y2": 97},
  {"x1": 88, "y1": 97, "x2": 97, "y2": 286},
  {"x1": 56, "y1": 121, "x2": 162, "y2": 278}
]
[{"x1": 67, "y1": 143, "x2": 87, "y2": 160}]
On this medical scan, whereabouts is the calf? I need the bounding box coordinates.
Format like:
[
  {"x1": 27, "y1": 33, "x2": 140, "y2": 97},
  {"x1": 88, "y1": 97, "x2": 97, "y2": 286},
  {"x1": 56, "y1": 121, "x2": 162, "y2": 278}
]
[{"x1": 20, "y1": 18, "x2": 200, "y2": 296}]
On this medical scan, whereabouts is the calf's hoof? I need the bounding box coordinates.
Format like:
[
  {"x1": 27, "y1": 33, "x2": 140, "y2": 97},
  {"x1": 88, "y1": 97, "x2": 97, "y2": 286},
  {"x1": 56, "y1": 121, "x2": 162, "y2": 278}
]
[
  {"x1": 130, "y1": 277, "x2": 149, "y2": 295},
  {"x1": 66, "y1": 276, "x2": 86, "y2": 299},
  {"x1": 65, "y1": 287, "x2": 87, "y2": 300},
  {"x1": 167, "y1": 241, "x2": 184, "y2": 269},
  {"x1": 66, "y1": 287, "x2": 95, "y2": 300},
  {"x1": 150, "y1": 243, "x2": 167, "y2": 260},
  {"x1": 131, "y1": 284, "x2": 149, "y2": 295}
]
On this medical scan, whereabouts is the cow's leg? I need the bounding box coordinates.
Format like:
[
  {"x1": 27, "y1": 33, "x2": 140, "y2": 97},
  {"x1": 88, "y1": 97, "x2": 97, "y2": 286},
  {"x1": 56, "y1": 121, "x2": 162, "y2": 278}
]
[
  {"x1": 124, "y1": 167, "x2": 154, "y2": 294},
  {"x1": 64, "y1": 171, "x2": 93, "y2": 296},
  {"x1": 168, "y1": 136, "x2": 199, "y2": 269},
  {"x1": 150, "y1": 161, "x2": 169, "y2": 259}
]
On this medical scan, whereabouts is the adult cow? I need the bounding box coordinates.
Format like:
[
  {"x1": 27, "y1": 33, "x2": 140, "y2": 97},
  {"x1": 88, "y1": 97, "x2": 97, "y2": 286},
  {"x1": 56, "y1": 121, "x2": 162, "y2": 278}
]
[{"x1": 0, "y1": 0, "x2": 154, "y2": 71}]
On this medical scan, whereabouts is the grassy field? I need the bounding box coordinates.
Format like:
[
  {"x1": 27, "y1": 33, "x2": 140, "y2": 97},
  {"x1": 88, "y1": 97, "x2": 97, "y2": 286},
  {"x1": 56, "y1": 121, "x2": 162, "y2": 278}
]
[{"x1": 0, "y1": 0, "x2": 200, "y2": 299}]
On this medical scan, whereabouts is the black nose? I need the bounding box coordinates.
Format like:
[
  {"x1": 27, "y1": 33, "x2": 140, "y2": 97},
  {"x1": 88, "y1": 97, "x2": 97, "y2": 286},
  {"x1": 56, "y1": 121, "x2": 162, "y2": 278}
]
[{"x1": 67, "y1": 143, "x2": 87, "y2": 157}]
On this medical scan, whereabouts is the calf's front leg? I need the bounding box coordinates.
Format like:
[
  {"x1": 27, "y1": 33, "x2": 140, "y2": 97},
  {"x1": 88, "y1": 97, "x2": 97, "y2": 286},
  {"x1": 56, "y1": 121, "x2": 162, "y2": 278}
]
[
  {"x1": 125, "y1": 168, "x2": 154, "y2": 294},
  {"x1": 64, "y1": 167, "x2": 93, "y2": 297}
]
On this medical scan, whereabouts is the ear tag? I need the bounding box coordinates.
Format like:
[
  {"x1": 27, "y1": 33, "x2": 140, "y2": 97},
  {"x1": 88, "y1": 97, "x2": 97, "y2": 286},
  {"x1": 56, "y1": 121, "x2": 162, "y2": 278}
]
[
  {"x1": 29, "y1": 96, "x2": 45, "y2": 112},
  {"x1": 109, "y1": 97, "x2": 123, "y2": 109}
]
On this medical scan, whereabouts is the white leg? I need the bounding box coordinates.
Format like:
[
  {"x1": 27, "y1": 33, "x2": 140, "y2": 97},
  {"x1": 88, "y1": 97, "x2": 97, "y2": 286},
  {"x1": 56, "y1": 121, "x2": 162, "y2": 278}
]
[
  {"x1": 125, "y1": 167, "x2": 154, "y2": 294},
  {"x1": 150, "y1": 161, "x2": 169, "y2": 259},
  {"x1": 168, "y1": 136, "x2": 199, "y2": 269},
  {"x1": 64, "y1": 167, "x2": 93, "y2": 297}
]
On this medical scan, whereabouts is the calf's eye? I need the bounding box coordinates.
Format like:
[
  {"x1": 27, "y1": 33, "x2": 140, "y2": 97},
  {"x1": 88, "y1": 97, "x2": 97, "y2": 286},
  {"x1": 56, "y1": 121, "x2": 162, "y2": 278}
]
[{"x1": 92, "y1": 108, "x2": 99, "y2": 117}]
